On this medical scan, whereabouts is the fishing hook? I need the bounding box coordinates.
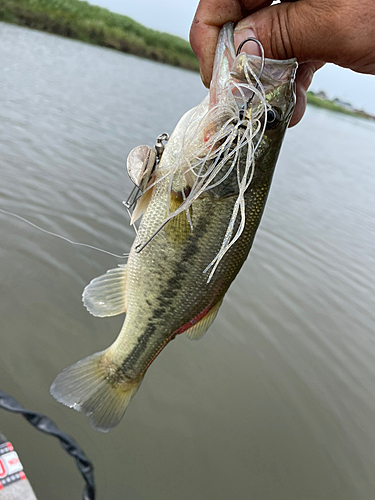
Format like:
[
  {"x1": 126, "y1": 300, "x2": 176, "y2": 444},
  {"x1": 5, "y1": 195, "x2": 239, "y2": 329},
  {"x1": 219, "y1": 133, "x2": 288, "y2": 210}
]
[{"x1": 236, "y1": 37, "x2": 265, "y2": 110}]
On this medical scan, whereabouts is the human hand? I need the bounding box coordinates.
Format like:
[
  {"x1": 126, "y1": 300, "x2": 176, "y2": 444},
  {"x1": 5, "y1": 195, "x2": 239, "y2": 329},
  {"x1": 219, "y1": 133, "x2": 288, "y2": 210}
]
[{"x1": 190, "y1": 0, "x2": 375, "y2": 126}]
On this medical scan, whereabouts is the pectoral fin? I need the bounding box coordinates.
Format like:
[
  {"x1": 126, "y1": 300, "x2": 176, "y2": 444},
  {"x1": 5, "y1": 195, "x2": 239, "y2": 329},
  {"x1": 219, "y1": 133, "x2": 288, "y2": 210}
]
[
  {"x1": 185, "y1": 299, "x2": 223, "y2": 341},
  {"x1": 83, "y1": 265, "x2": 127, "y2": 317}
]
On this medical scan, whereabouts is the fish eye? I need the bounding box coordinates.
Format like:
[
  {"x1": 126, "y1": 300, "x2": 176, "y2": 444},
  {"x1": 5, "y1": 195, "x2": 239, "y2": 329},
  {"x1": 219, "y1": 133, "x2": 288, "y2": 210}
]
[{"x1": 265, "y1": 107, "x2": 281, "y2": 130}]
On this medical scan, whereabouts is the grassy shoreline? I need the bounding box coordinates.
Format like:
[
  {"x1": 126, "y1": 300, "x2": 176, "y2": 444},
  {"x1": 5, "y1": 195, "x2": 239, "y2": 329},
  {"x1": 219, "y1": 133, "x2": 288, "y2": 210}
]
[
  {"x1": 0, "y1": 0, "x2": 199, "y2": 71},
  {"x1": 0, "y1": 0, "x2": 373, "y2": 120},
  {"x1": 306, "y1": 91, "x2": 375, "y2": 121}
]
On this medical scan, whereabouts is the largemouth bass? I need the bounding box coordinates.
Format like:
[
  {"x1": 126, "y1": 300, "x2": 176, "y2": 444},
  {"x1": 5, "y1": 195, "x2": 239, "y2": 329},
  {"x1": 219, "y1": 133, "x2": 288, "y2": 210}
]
[{"x1": 50, "y1": 23, "x2": 297, "y2": 432}]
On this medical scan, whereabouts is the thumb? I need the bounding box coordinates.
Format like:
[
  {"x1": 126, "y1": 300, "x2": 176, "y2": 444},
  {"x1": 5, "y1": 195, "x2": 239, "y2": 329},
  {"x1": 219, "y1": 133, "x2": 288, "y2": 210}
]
[
  {"x1": 234, "y1": 3, "x2": 328, "y2": 128},
  {"x1": 233, "y1": 1, "x2": 346, "y2": 65}
]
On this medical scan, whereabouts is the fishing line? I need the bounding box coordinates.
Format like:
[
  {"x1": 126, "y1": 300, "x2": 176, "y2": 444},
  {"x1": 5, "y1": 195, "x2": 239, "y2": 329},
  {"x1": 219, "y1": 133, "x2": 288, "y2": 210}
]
[{"x1": 0, "y1": 207, "x2": 128, "y2": 259}]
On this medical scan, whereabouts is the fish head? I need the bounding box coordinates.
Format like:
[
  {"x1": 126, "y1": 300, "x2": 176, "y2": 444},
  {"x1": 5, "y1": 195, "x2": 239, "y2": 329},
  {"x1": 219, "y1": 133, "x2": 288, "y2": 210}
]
[
  {"x1": 151, "y1": 23, "x2": 298, "y2": 223},
  {"x1": 233, "y1": 53, "x2": 298, "y2": 176},
  {"x1": 208, "y1": 22, "x2": 298, "y2": 182},
  {"x1": 230, "y1": 53, "x2": 298, "y2": 181}
]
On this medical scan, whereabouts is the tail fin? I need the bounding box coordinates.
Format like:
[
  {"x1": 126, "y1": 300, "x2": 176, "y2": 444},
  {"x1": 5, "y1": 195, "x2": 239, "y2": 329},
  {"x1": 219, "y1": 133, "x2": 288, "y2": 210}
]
[{"x1": 50, "y1": 351, "x2": 141, "y2": 432}]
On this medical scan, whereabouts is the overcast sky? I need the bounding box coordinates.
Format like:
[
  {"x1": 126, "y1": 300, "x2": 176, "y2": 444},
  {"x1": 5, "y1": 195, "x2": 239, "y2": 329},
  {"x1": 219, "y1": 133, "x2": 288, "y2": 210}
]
[{"x1": 87, "y1": 0, "x2": 375, "y2": 114}]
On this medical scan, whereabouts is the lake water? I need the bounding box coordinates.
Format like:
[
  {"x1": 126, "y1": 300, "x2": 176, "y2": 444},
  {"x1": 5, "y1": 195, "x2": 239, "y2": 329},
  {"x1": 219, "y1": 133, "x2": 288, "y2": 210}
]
[{"x1": 1, "y1": 22, "x2": 375, "y2": 500}]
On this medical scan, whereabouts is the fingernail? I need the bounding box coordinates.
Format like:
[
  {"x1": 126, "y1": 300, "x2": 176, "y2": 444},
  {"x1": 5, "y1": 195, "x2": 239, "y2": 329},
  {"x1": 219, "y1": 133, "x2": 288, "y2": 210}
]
[{"x1": 233, "y1": 28, "x2": 261, "y2": 57}]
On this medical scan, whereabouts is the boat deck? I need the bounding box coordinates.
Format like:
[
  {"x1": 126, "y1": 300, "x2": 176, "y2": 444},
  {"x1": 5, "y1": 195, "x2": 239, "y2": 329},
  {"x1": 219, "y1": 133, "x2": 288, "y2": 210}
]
[{"x1": 0, "y1": 434, "x2": 37, "y2": 500}]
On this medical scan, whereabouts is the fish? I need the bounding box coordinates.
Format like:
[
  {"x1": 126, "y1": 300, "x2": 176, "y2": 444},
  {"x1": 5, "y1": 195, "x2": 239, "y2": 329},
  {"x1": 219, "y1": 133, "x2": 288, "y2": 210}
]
[{"x1": 50, "y1": 22, "x2": 297, "y2": 432}]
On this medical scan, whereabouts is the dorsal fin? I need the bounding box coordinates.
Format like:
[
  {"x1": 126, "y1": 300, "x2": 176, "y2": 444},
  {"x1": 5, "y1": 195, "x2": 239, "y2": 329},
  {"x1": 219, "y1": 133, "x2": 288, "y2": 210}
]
[{"x1": 130, "y1": 186, "x2": 154, "y2": 225}]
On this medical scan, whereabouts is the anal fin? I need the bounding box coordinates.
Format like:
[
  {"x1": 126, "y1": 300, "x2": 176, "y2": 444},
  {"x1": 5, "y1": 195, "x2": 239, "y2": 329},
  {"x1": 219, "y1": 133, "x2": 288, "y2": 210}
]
[{"x1": 185, "y1": 299, "x2": 223, "y2": 341}]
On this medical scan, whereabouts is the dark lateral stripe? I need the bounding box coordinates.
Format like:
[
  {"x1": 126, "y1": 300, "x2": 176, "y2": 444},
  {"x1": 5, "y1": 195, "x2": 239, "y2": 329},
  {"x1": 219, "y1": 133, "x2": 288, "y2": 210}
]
[{"x1": 120, "y1": 210, "x2": 209, "y2": 375}]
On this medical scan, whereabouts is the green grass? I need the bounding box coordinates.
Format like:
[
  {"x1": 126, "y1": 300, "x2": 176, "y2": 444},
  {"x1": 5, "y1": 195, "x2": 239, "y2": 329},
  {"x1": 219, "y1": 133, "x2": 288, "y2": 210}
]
[
  {"x1": 306, "y1": 91, "x2": 374, "y2": 120},
  {"x1": 0, "y1": 0, "x2": 200, "y2": 71}
]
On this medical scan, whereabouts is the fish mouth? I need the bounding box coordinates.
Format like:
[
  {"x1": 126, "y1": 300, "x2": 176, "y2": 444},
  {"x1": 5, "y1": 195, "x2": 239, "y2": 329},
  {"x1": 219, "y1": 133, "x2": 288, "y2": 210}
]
[
  {"x1": 231, "y1": 53, "x2": 298, "y2": 88},
  {"x1": 248, "y1": 54, "x2": 298, "y2": 65}
]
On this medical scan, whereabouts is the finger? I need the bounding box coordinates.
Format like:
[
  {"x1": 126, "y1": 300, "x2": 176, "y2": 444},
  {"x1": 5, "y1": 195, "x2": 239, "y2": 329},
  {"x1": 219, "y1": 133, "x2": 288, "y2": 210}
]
[
  {"x1": 234, "y1": 1, "x2": 348, "y2": 64},
  {"x1": 190, "y1": 0, "x2": 273, "y2": 87},
  {"x1": 289, "y1": 61, "x2": 325, "y2": 127},
  {"x1": 190, "y1": 0, "x2": 242, "y2": 87},
  {"x1": 234, "y1": 29, "x2": 262, "y2": 57}
]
